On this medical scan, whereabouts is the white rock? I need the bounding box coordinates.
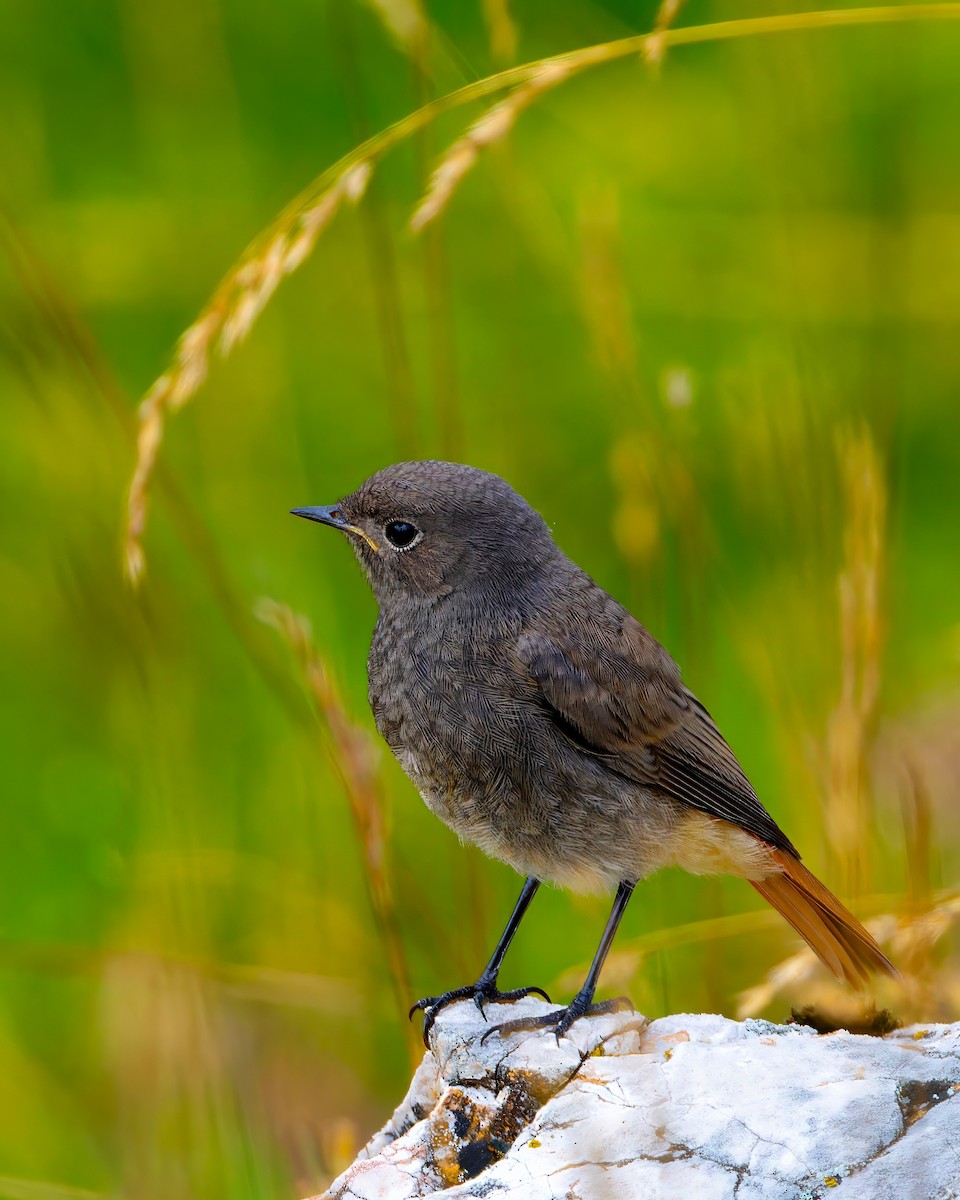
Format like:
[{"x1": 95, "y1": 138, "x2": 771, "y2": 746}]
[{"x1": 311, "y1": 1000, "x2": 960, "y2": 1200}]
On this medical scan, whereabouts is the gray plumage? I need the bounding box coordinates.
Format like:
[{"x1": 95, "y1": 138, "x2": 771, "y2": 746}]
[{"x1": 337, "y1": 461, "x2": 789, "y2": 885}]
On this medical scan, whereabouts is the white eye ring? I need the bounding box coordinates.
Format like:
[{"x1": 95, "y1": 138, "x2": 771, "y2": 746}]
[{"x1": 384, "y1": 519, "x2": 422, "y2": 552}]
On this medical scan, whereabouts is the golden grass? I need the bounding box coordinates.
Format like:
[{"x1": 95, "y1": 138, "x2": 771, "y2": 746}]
[
  {"x1": 578, "y1": 185, "x2": 638, "y2": 390},
  {"x1": 255, "y1": 599, "x2": 419, "y2": 1062},
  {"x1": 364, "y1": 0, "x2": 428, "y2": 53},
  {"x1": 483, "y1": 0, "x2": 518, "y2": 64},
  {"x1": 825, "y1": 426, "x2": 886, "y2": 897},
  {"x1": 645, "y1": 0, "x2": 689, "y2": 65},
  {"x1": 738, "y1": 888, "x2": 960, "y2": 1020},
  {"x1": 0, "y1": 1178, "x2": 107, "y2": 1200},
  {"x1": 123, "y1": 163, "x2": 372, "y2": 582},
  {"x1": 122, "y1": 4, "x2": 960, "y2": 583},
  {"x1": 550, "y1": 888, "x2": 950, "y2": 1020},
  {"x1": 410, "y1": 61, "x2": 571, "y2": 233}
]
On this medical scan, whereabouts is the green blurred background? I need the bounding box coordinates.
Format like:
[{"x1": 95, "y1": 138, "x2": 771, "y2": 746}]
[{"x1": 1, "y1": 0, "x2": 959, "y2": 1195}]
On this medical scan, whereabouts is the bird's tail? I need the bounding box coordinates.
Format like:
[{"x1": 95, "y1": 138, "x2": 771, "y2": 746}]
[{"x1": 750, "y1": 849, "x2": 896, "y2": 987}]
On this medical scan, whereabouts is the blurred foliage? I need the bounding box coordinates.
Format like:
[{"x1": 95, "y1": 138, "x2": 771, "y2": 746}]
[{"x1": 1, "y1": 0, "x2": 959, "y2": 1196}]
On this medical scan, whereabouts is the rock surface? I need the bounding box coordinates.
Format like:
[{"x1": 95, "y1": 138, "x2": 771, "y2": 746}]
[{"x1": 313, "y1": 999, "x2": 960, "y2": 1199}]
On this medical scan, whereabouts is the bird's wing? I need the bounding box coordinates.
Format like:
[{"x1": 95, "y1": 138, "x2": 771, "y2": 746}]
[{"x1": 517, "y1": 616, "x2": 796, "y2": 854}]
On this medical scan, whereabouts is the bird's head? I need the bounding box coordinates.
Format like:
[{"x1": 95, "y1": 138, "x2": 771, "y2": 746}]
[{"x1": 292, "y1": 460, "x2": 556, "y2": 604}]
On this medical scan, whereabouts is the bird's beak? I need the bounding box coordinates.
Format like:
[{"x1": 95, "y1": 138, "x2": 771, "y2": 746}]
[{"x1": 290, "y1": 505, "x2": 380, "y2": 552}]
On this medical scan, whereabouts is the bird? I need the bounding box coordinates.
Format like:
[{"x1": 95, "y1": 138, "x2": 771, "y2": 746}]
[{"x1": 292, "y1": 460, "x2": 894, "y2": 1044}]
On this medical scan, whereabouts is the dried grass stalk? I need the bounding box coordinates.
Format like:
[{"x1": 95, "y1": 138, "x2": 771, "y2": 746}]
[
  {"x1": 365, "y1": 0, "x2": 427, "y2": 51},
  {"x1": 645, "y1": 0, "x2": 688, "y2": 65},
  {"x1": 825, "y1": 425, "x2": 886, "y2": 894},
  {"x1": 553, "y1": 908, "x2": 783, "y2": 998},
  {"x1": 255, "y1": 598, "x2": 415, "y2": 1042},
  {"x1": 483, "y1": 0, "x2": 518, "y2": 64},
  {"x1": 738, "y1": 891, "x2": 960, "y2": 1021},
  {"x1": 410, "y1": 61, "x2": 571, "y2": 233},
  {"x1": 123, "y1": 162, "x2": 372, "y2": 583},
  {"x1": 578, "y1": 185, "x2": 637, "y2": 384},
  {"x1": 738, "y1": 913, "x2": 899, "y2": 1019}
]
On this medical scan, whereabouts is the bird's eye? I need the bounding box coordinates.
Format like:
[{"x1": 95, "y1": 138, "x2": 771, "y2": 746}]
[{"x1": 385, "y1": 520, "x2": 419, "y2": 549}]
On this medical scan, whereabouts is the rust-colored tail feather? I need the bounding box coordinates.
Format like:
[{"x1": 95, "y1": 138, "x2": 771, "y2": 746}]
[{"x1": 750, "y1": 849, "x2": 896, "y2": 987}]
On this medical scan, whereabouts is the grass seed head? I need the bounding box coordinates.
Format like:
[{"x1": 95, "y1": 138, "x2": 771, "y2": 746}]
[
  {"x1": 410, "y1": 63, "x2": 571, "y2": 234},
  {"x1": 123, "y1": 160, "x2": 375, "y2": 583}
]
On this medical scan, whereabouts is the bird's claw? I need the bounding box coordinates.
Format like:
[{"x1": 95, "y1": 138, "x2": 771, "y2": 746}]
[
  {"x1": 409, "y1": 980, "x2": 551, "y2": 1048},
  {"x1": 480, "y1": 995, "x2": 632, "y2": 1045}
]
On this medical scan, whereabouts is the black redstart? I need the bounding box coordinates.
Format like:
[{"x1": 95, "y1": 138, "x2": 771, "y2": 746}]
[{"x1": 292, "y1": 461, "x2": 894, "y2": 1043}]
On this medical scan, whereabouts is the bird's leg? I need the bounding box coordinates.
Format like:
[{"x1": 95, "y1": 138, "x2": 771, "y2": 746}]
[
  {"x1": 482, "y1": 880, "x2": 635, "y2": 1045},
  {"x1": 410, "y1": 876, "x2": 550, "y2": 1046}
]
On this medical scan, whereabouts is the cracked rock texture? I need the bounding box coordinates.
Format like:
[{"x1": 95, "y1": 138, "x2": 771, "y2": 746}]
[{"x1": 312, "y1": 999, "x2": 960, "y2": 1199}]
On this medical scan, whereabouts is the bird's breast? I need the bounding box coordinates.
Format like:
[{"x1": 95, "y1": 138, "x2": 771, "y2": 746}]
[
  {"x1": 370, "y1": 617, "x2": 518, "y2": 754},
  {"x1": 367, "y1": 608, "x2": 540, "y2": 814},
  {"x1": 364, "y1": 601, "x2": 678, "y2": 893}
]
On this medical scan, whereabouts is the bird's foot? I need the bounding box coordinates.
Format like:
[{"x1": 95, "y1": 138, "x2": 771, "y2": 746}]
[
  {"x1": 480, "y1": 992, "x2": 632, "y2": 1046},
  {"x1": 409, "y1": 976, "x2": 551, "y2": 1048}
]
